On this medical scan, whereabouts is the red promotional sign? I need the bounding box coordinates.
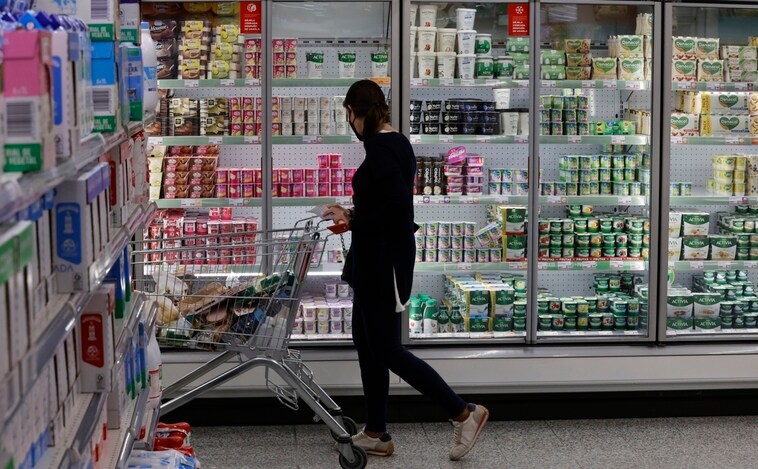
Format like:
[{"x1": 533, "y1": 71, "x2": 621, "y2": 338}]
[
  {"x1": 240, "y1": 1, "x2": 262, "y2": 34},
  {"x1": 508, "y1": 3, "x2": 529, "y2": 36}
]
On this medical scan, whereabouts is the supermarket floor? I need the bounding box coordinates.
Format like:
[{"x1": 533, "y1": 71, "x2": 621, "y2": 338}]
[{"x1": 190, "y1": 416, "x2": 758, "y2": 468}]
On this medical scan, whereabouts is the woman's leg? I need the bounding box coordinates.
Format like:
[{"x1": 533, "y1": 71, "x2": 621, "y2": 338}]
[
  {"x1": 356, "y1": 298, "x2": 467, "y2": 420},
  {"x1": 351, "y1": 301, "x2": 390, "y2": 434}
]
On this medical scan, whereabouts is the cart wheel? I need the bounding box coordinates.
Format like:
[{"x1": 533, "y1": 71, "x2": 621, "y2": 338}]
[
  {"x1": 330, "y1": 416, "x2": 358, "y2": 441},
  {"x1": 338, "y1": 445, "x2": 367, "y2": 469}
]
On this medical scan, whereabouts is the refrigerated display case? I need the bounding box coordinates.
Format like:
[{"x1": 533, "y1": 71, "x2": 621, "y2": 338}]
[
  {"x1": 533, "y1": 1, "x2": 662, "y2": 342},
  {"x1": 402, "y1": 1, "x2": 532, "y2": 345},
  {"x1": 660, "y1": 2, "x2": 758, "y2": 342}
]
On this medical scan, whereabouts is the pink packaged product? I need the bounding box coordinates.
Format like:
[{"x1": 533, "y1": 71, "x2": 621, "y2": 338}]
[
  {"x1": 305, "y1": 183, "x2": 317, "y2": 197},
  {"x1": 331, "y1": 169, "x2": 344, "y2": 183},
  {"x1": 241, "y1": 169, "x2": 254, "y2": 184},
  {"x1": 467, "y1": 166, "x2": 485, "y2": 177},
  {"x1": 447, "y1": 146, "x2": 467, "y2": 165},
  {"x1": 466, "y1": 185, "x2": 484, "y2": 195},
  {"x1": 292, "y1": 183, "x2": 304, "y2": 197},
  {"x1": 344, "y1": 183, "x2": 353, "y2": 196},
  {"x1": 446, "y1": 176, "x2": 465, "y2": 185},
  {"x1": 330, "y1": 154, "x2": 343, "y2": 168},
  {"x1": 279, "y1": 184, "x2": 290, "y2": 197},
  {"x1": 318, "y1": 169, "x2": 331, "y2": 182},
  {"x1": 216, "y1": 184, "x2": 228, "y2": 198},
  {"x1": 466, "y1": 176, "x2": 485, "y2": 185},
  {"x1": 291, "y1": 168, "x2": 304, "y2": 183},
  {"x1": 228, "y1": 168, "x2": 240, "y2": 184},
  {"x1": 467, "y1": 155, "x2": 485, "y2": 166},
  {"x1": 318, "y1": 183, "x2": 330, "y2": 197},
  {"x1": 331, "y1": 183, "x2": 344, "y2": 196},
  {"x1": 444, "y1": 165, "x2": 464, "y2": 176},
  {"x1": 316, "y1": 154, "x2": 330, "y2": 168},
  {"x1": 229, "y1": 184, "x2": 240, "y2": 198},
  {"x1": 272, "y1": 38, "x2": 286, "y2": 53},
  {"x1": 305, "y1": 169, "x2": 318, "y2": 183},
  {"x1": 344, "y1": 168, "x2": 357, "y2": 181},
  {"x1": 242, "y1": 184, "x2": 254, "y2": 198},
  {"x1": 279, "y1": 169, "x2": 291, "y2": 184},
  {"x1": 447, "y1": 184, "x2": 464, "y2": 195},
  {"x1": 216, "y1": 169, "x2": 228, "y2": 184},
  {"x1": 285, "y1": 38, "x2": 298, "y2": 52}
]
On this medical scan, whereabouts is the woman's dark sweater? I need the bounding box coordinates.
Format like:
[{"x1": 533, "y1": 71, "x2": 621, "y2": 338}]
[{"x1": 341, "y1": 132, "x2": 418, "y2": 310}]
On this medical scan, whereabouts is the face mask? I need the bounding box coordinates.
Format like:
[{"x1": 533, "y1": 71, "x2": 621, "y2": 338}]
[{"x1": 349, "y1": 114, "x2": 364, "y2": 142}]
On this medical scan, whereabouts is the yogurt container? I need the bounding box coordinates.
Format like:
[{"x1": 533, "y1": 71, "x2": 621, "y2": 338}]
[
  {"x1": 419, "y1": 4, "x2": 438, "y2": 27},
  {"x1": 306, "y1": 52, "x2": 324, "y2": 78},
  {"x1": 437, "y1": 28, "x2": 457, "y2": 53},
  {"x1": 410, "y1": 3, "x2": 418, "y2": 26},
  {"x1": 437, "y1": 52, "x2": 456, "y2": 78},
  {"x1": 456, "y1": 8, "x2": 477, "y2": 30},
  {"x1": 475, "y1": 56, "x2": 494, "y2": 78},
  {"x1": 457, "y1": 54, "x2": 476, "y2": 79},
  {"x1": 410, "y1": 26, "x2": 418, "y2": 53},
  {"x1": 417, "y1": 27, "x2": 437, "y2": 53},
  {"x1": 457, "y1": 30, "x2": 477, "y2": 55},
  {"x1": 475, "y1": 33, "x2": 492, "y2": 56},
  {"x1": 417, "y1": 52, "x2": 437, "y2": 78},
  {"x1": 338, "y1": 51, "x2": 356, "y2": 78},
  {"x1": 371, "y1": 51, "x2": 389, "y2": 77}
]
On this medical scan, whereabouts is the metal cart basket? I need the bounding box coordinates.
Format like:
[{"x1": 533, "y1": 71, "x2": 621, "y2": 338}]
[{"x1": 131, "y1": 217, "x2": 366, "y2": 468}]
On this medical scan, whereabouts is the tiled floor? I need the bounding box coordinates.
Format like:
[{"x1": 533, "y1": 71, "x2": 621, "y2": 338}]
[{"x1": 190, "y1": 416, "x2": 758, "y2": 468}]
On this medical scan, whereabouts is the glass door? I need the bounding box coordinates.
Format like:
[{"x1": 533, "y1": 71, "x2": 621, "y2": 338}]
[
  {"x1": 402, "y1": 0, "x2": 532, "y2": 345},
  {"x1": 534, "y1": 1, "x2": 661, "y2": 342},
  {"x1": 660, "y1": 2, "x2": 758, "y2": 341},
  {"x1": 270, "y1": 0, "x2": 399, "y2": 344}
]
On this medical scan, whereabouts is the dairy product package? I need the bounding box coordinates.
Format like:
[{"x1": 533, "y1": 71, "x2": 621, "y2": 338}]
[
  {"x1": 721, "y1": 46, "x2": 758, "y2": 60},
  {"x1": 668, "y1": 237, "x2": 682, "y2": 261},
  {"x1": 616, "y1": 35, "x2": 644, "y2": 58},
  {"x1": 541, "y1": 50, "x2": 566, "y2": 66},
  {"x1": 698, "y1": 60, "x2": 724, "y2": 82},
  {"x1": 566, "y1": 67, "x2": 592, "y2": 80},
  {"x1": 564, "y1": 39, "x2": 590, "y2": 54},
  {"x1": 699, "y1": 114, "x2": 751, "y2": 136},
  {"x1": 371, "y1": 51, "x2": 389, "y2": 77},
  {"x1": 695, "y1": 38, "x2": 720, "y2": 60},
  {"x1": 592, "y1": 58, "x2": 617, "y2": 79},
  {"x1": 566, "y1": 53, "x2": 592, "y2": 67},
  {"x1": 306, "y1": 52, "x2": 324, "y2": 78},
  {"x1": 338, "y1": 52, "x2": 356, "y2": 78},
  {"x1": 618, "y1": 58, "x2": 645, "y2": 80},
  {"x1": 672, "y1": 59, "x2": 697, "y2": 82},
  {"x1": 672, "y1": 36, "x2": 697, "y2": 59},
  {"x1": 701, "y1": 92, "x2": 750, "y2": 114},
  {"x1": 670, "y1": 113, "x2": 699, "y2": 136}
]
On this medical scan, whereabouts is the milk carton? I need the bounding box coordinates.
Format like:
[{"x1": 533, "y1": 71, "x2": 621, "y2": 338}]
[
  {"x1": 77, "y1": 284, "x2": 116, "y2": 392},
  {"x1": 3, "y1": 30, "x2": 55, "y2": 173},
  {"x1": 91, "y1": 41, "x2": 119, "y2": 132},
  {"x1": 36, "y1": 0, "x2": 120, "y2": 41}
]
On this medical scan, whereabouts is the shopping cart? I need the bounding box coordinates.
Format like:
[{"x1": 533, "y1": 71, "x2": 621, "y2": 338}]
[{"x1": 131, "y1": 216, "x2": 366, "y2": 469}]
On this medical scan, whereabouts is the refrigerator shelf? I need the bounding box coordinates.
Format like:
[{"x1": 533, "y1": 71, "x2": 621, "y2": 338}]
[
  {"x1": 670, "y1": 260, "x2": 758, "y2": 271},
  {"x1": 409, "y1": 135, "x2": 649, "y2": 145},
  {"x1": 147, "y1": 135, "x2": 360, "y2": 145},
  {"x1": 670, "y1": 81, "x2": 757, "y2": 92},
  {"x1": 670, "y1": 136, "x2": 758, "y2": 146}
]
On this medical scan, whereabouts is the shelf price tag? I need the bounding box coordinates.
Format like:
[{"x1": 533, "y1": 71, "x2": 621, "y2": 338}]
[
  {"x1": 245, "y1": 79, "x2": 260, "y2": 86},
  {"x1": 557, "y1": 261, "x2": 572, "y2": 270},
  {"x1": 744, "y1": 261, "x2": 758, "y2": 269},
  {"x1": 623, "y1": 330, "x2": 640, "y2": 335},
  {"x1": 244, "y1": 136, "x2": 259, "y2": 144},
  {"x1": 452, "y1": 332, "x2": 470, "y2": 339},
  {"x1": 568, "y1": 135, "x2": 582, "y2": 144},
  {"x1": 729, "y1": 196, "x2": 747, "y2": 205},
  {"x1": 676, "y1": 82, "x2": 694, "y2": 90},
  {"x1": 542, "y1": 80, "x2": 556, "y2": 88},
  {"x1": 603, "y1": 80, "x2": 617, "y2": 89},
  {"x1": 151, "y1": 137, "x2": 164, "y2": 144},
  {"x1": 229, "y1": 198, "x2": 247, "y2": 207},
  {"x1": 439, "y1": 78, "x2": 453, "y2": 87},
  {"x1": 220, "y1": 79, "x2": 235, "y2": 87},
  {"x1": 335, "y1": 197, "x2": 352, "y2": 205},
  {"x1": 485, "y1": 79, "x2": 499, "y2": 86},
  {"x1": 514, "y1": 135, "x2": 528, "y2": 144},
  {"x1": 410, "y1": 134, "x2": 421, "y2": 144},
  {"x1": 609, "y1": 260, "x2": 626, "y2": 269},
  {"x1": 208, "y1": 136, "x2": 223, "y2": 144},
  {"x1": 618, "y1": 196, "x2": 633, "y2": 205},
  {"x1": 476, "y1": 135, "x2": 491, "y2": 143},
  {"x1": 734, "y1": 83, "x2": 749, "y2": 91},
  {"x1": 569, "y1": 331, "x2": 584, "y2": 336},
  {"x1": 461, "y1": 79, "x2": 475, "y2": 87},
  {"x1": 303, "y1": 135, "x2": 318, "y2": 144},
  {"x1": 410, "y1": 78, "x2": 423, "y2": 86},
  {"x1": 725, "y1": 137, "x2": 743, "y2": 145},
  {"x1": 469, "y1": 332, "x2": 491, "y2": 339},
  {"x1": 671, "y1": 136, "x2": 684, "y2": 144},
  {"x1": 598, "y1": 331, "x2": 614, "y2": 335},
  {"x1": 547, "y1": 196, "x2": 566, "y2": 204},
  {"x1": 457, "y1": 263, "x2": 473, "y2": 271},
  {"x1": 706, "y1": 82, "x2": 724, "y2": 91},
  {"x1": 581, "y1": 81, "x2": 594, "y2": 88},
  {"x1": 611, "y1": 135, "x2": 626, "y2": 144},
  {"x1": 500, "y1": 196, "x2": 510, "y2": 204},
  {"x1": 690, "y1": 261, "x2": 704, "y2": 270},
  {"x1": 625, "y1": 81, "x2": 642, "y2": 90},
  {"x1": 181, "y1": 199, "x2": 201, "y2": 207},
  {"x1": 429, "y1": 195, "x2": 445, "y2": 204},
  {"x1": 718, "y1": 262, "x2": 733, "y2": 269},
  {"x1": 436, "y1": 332, "x2": 454, "y2": 338},
  {"x1": 184, "y1": 80, "x2": 199, "y2": 88},
  {"x1": 439, "y1": 135, "x2": 453, "y2": 143},
  {"x1": 582, "y1": 261, "x2": 597, "y2": 270}
]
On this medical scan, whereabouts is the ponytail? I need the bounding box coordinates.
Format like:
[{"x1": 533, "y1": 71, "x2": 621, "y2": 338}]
[{"x1": 344, "y1": 80, "x2": 390, "y2": 141}]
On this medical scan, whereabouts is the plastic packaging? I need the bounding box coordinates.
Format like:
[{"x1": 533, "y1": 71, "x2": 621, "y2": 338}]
[
  {"x1": 146, "y1": 329, "x2": 163, "y2": 409},
  {"x1": 141, "y1": 22, "x2": 159, "y2": 114}
]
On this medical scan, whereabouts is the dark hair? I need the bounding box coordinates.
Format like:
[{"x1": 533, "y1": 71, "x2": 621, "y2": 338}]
[{"x1": 343, "y1": 79, "x2": 390, "y2": 141}]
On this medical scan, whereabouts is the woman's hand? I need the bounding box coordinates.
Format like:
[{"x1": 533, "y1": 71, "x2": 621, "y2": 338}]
[{"x1": 323, "y1": 204, "x2": 352, "y2": 225}]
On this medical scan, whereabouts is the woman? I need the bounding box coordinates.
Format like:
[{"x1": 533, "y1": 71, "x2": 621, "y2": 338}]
[{"x1": 325, "y1": 80, "x2": 489, "y2": 460}]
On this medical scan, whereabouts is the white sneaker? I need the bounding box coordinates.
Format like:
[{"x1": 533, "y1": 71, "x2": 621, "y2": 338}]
[
  {"x1": 449, "y1": 404, "x2": 489, "y2": 461},
  {"x1": 351, "y1": 431, "x2": 395, "y2": 457}
]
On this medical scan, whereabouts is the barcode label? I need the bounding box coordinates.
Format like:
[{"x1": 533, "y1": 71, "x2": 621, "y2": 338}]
[
  {"x1": 6, "y1": 101, "x2": 35, "y2": 137},
  {"x1": 92, "y1": 88, "x2": 113, "y2": 113},
  {"x1": 90, "y1": 0, "x2": 110, "y2": 20}
]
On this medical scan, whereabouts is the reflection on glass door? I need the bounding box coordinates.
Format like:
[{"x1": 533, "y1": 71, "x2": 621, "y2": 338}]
[{"x1": 535, "y1": 2, "x2": 658, "y2": 342}]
